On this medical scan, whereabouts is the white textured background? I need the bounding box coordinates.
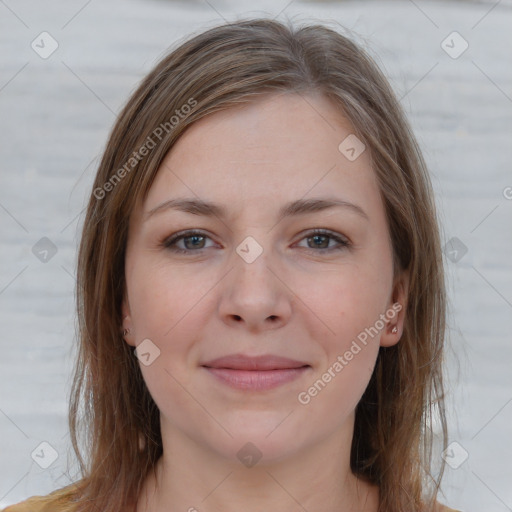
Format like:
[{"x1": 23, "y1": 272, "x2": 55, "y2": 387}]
[{"x1": 1, "y1": 0, "x2": 511, "y2": 510}]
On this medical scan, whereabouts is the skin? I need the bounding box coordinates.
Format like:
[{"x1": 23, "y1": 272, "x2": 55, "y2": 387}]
[{"x1": 122, "y1": 91, "x2": 410, "y2": 512}]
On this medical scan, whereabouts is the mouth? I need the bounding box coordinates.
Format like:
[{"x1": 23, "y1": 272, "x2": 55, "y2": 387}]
[
  {"x1": 200, "y1": 354, "x2": 311, "y2": 391},
  {"x1": 202, "y1": 367, "x2": 310, "y2": 390}
]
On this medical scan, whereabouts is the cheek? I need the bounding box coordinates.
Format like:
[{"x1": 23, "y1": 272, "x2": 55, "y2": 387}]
[
  {"x1": 296, "y1": 269, "x2": 385, "y2": 400},
  {"x1": 295, "y1": 263, "x2": 389, "y2": 411},
  {"x1": 321, "y1": 292, "x2": 381, "y2": 401},
  {"x1": 297, "y1": 343, "x2": 379, "y2": 426},
  {"x1": 126, "y1": 261, "x2": 219, "y2": 440},
  {"x1": 129, "y1": 258, "x2": 205, "y2": 337},
  {"x1": 302, "y1": 262, "x2": 390, "y2": 347},
  {"x1": 127, "y1": 258, "x2": 219, "y2": 389}
]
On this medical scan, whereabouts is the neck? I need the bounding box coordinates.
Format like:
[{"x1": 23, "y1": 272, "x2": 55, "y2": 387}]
[{"x1": 135, "y1": 414, "x2": 379, "y2": 512}]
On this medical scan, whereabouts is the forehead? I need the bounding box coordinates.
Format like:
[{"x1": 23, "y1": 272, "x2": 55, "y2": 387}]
[
  {"x1": 141, "y1": 92, "x2": 382, "y2": 225},
  {"x1": 169, "y1": 92, "x2": 357, "y2": 166}
]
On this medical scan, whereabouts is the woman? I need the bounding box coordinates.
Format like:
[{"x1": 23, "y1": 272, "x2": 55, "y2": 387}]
[{"x1": 2, "y1": 18, "x2": 461, "y2": 512}]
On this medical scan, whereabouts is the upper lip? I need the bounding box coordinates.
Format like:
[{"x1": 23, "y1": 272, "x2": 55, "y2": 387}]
[{"x1": 201, "y1": 354, "x2": 310, "y2": 370}]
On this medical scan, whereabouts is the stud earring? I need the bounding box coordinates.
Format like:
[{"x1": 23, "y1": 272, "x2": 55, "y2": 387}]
[{"x1": 391, "y1": 326, "x2": 398, "y2": 334}]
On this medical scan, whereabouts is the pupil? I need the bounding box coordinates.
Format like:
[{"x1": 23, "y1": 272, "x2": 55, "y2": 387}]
[
  {"x1": 311, "y1": 235, "x2": 328, "y2": 249},
  {"x1": 186, "y1": 235, "x2": 204, "y2": 249}
]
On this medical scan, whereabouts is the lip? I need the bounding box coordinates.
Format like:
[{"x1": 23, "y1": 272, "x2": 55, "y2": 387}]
[
  {"x1": 201, "y1": 354, "x2": 311, "y2": 391},
  {"x1": 201, "y1": 354, "x2": 310, "y2": 370},
  {"x1": 203, "y1": 367, "x2": 309, "y2": 390}
]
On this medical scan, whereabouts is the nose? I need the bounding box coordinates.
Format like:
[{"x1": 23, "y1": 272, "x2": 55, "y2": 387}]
[{"x1": 218, "y1": 241, "x2": 292, "y2": 333}]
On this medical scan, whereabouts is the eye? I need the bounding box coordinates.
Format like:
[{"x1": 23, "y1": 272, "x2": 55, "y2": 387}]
[
  {"x1": 161, "y1": 230, "x2": 215, "y2": 254},
  {"x1": 161, "y1": 228, "x2": 350, "y2": 255},
  {"x1": 295, "y1": 229, "x2": 350, "y2": 253}
]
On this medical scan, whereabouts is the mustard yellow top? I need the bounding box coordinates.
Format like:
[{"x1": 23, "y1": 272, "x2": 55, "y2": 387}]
[
  {"x1": 1, "y1": 482, "x2": 85, "y2": 512},
  {"x1": 1, "y1": 484, "x2": 462, "y2": 512}
]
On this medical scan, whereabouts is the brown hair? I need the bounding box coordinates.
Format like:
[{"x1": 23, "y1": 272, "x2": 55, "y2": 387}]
[{"x1": 59, "y1": 17, "x2": 447, "y2": 512}]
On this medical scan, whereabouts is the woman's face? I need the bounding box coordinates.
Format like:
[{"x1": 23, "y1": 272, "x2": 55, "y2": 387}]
[{"x1": 122, "y1": 92, "x2": 408, "y2": 465}]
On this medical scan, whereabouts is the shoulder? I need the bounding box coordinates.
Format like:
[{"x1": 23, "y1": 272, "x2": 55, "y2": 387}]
[
  {"x1": 1, "y1": 481, "x2": 83, "y2": 512},
  {"x1": 418, "y1": 501, "x2": 462, "y2": 512},
  {"x1": 2, "y1": 494, "x2": 47, "y2": 512},
  {"x1": 2, "y1": 490, "x2": 460, "y2": 512},
  {"x1": 435, "y1": 503, "x2": 463, "y2": 512}
]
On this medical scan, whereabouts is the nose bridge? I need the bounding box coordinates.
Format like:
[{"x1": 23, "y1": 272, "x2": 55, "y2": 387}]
[
  {"x1": 218, "y1": 231, "x2": 291, "y2": 329},
  {"x1": 231, "y1": 233, "x2": 277, "y2": 295}
]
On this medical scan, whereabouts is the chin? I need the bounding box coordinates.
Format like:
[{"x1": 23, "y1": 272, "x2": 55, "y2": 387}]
[{"x1": 202, "y1": 416, "x2": 309, "y2": 467}]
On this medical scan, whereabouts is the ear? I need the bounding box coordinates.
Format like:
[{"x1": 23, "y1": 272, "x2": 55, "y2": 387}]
[
  {"x1": 121, "y1": 295, "x2": 136, "y2": 347},
  {"x1": 380, "y1": 267, "x2": 410, "y2": 348}
]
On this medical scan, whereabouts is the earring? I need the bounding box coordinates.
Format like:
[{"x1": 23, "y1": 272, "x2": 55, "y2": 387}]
[{"x1": 391, "y1": 326, "x2": 398, "y2": 334}]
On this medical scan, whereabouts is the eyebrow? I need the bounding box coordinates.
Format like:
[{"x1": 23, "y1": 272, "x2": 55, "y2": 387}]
[{"x1": 145, "y1": 196, "x2": 369, "y2": 223}]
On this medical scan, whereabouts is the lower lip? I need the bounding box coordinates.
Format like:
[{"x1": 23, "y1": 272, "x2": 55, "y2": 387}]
[{"x1": 203, "y1": 366, "x2": 310, "y2": 390}]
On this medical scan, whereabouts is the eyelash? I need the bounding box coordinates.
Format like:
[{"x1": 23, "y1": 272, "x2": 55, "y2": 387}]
[{"x1": 161, "y1": 229, "x2": 350, "y2": 255}]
